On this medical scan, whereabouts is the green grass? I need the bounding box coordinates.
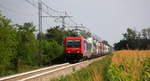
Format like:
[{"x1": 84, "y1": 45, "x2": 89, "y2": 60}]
[
  {"x1": 108, "y1": 50, "x2": 150, "y2": 81},
  {"x1": 51, "y1": 54, "x2": 113, "y2": 81},
  {"x1": 51, "y1": 50, "x2": 150, "y2": 81},
  {"x1": 142, "y1": 58, "x2": 150, "y2": 81},
  {"x1": 0, "y1": 64, "x2": 40, "y2": 77}
]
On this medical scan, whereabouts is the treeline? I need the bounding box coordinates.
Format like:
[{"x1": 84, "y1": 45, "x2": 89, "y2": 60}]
[
  {"x1": 114, "y1": 28, "x2": 150, "y2": 50},
  {"x1": 0, "y1": 14, "x2": 75, "y2": 76}
]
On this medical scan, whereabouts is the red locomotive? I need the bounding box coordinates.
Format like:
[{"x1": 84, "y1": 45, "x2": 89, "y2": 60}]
[
  {"x1": 64, "y1": 36, "x2": 84, "y2": 61},
  {"x1": 64, "y1": 36, "x2": 110, "y2": 62}
]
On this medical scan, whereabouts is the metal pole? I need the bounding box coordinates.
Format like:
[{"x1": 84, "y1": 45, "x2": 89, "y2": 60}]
[
  {"x1": 62, "y1": 17, "x2": 65, "y2": 29},
  {"x1": 38, "y1": 0, "x2": 42, "y2": 40},
  {"x1": 38, "y1": 0, "x2": 42, "y2": 66}
]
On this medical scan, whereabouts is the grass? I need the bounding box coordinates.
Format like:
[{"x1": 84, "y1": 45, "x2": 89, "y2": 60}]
[
  {"x1": 108, "y1": 50, "x2": 150, "y2": 81},
  {"x1": 0, "y1": 64, "x2": 41, "y2": 77},
  {"x1": 51, "y1": 54, "x2": 113, "y2": 81},
  {"x1": 142, "y1": 58, "x2": 150, "y2": 81},
  {"x1": 52, "y1": 50, "x2": 150, "y2": 81}
]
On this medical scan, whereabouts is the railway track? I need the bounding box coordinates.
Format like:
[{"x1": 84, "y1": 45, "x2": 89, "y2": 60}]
[
  {"x1": 0, "y1": 56, "x2": 105, "y2": 81},
  {"x1": 0, "y1": 63, "x2": 69, "y2": 81}
]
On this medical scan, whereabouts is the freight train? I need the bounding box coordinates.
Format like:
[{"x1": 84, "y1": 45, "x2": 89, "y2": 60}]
[{"x1": 64, "y1": 36, "x2": 111, "y2": 62}]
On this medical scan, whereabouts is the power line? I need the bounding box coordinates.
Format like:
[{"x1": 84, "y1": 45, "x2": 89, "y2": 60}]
[
  {"x1": 42, "y1": 14, "x2": 72, "y2": 29},
  {"x1": 65, "y1": 12, "x2": 78, "y2": 25},
  {"x1": 0, "y1": 1, "x2": 35, "y2": 17},
  {"x1": 25, "y1": 0, "x2": 38, "y2": 8},
  {"x1": 25, "y1": 0, "x2": 65, "y2": 16},
  {"x1": 41, "y1": 1, "x2": 65, "y2": 14},
  {"x1": 25, "y1": 0, "x2": 74, "y2": 30},
  {"x1": 25, "y1": 0, "x2": 94, "y2": 37}
]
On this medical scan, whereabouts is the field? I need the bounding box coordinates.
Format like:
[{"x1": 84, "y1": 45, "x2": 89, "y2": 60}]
[
  {"x1": 109, "y1": 50, "x2": 150, "y2": 81},
  {"x1": 52, "y1": 50, "x2": 150, "y2": 81}
]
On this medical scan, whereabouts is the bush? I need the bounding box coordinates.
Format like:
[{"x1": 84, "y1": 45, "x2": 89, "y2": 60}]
[
  {"x1": 0, "y1": 15, "x2": 18, "y2": 76},
  {"x1": 16, "y1": 23, "x2": 38, "y2": 69},
  {"x1": 41, "y1": 40, "x2": 63, "y2": 65}
]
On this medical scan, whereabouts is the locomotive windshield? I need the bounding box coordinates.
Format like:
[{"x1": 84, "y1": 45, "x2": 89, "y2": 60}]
[{"x1": 67, "y1": 39, "x2": 81, "y2": 48}]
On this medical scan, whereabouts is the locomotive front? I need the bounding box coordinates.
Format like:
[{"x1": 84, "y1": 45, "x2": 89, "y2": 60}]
[{"x1": 64, "y1": 37, "x2": 84, "y2": 62}]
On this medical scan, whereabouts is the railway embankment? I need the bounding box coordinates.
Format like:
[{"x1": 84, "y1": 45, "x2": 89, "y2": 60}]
[
  {"x1": 0, "y1": 55, "x2": 106, "y2": 81},
  {"x1": 52, "y1": 50, "x2": 150, "y2": 81}
]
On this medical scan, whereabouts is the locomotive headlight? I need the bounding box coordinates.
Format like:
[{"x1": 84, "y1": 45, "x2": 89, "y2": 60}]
[
  {"x1": 77, "y1": 51, "x2": 80, "y2": 53},
  {"x1": 67, "y1": 51, "x2": 70, "y2": 53}
]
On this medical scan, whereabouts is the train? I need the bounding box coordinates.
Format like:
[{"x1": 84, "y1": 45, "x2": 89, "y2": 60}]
[{"x1": 64, "y1": 36, "x2": 111, "y2": 62}]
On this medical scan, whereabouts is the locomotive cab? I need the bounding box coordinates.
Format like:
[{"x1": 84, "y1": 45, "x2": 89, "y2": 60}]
[{"x1": 64, "y1": 37, "x2": 84, "y2": 62}]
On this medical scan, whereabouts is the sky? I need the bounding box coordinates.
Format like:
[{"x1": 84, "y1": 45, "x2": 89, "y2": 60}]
[{"x1": 0, "y1": 0, "x2": 150, "y2": 46}]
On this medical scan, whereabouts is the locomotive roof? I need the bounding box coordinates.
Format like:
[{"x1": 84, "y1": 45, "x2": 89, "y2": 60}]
[{"x1": 65, "y1": 36, "x2": 84, "y2": 40}]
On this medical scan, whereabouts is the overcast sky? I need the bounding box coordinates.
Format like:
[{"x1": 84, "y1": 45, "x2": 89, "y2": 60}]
[{"x1": 0, "y1": 0, "x2": 150, "y2": 45}]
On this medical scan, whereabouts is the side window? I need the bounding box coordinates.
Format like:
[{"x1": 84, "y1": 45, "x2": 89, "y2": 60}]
[{"x1": 84, "y1": 40, "x2": 87, "y2": 51}]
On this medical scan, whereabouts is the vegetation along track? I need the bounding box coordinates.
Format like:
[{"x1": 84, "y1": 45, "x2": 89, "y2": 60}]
[
  {"x1": 0, "y1": 56, "x2": 105, "y2": 81},
  {"x1": 0, "y1": 63, "x2": 69, "y2": 81}
]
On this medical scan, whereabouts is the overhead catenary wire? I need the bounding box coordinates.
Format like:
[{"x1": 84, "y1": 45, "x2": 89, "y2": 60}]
[
  {"x1": 0, "y1": 2, "x2": 34, "y2": 21},
  {"x1": 25, "y1": 0, "x2": 38, "y2": 8},
  {"x1": 25, "y1": 0, "x2": 65, "y2": 16},
  {"x1": 41, "y1": 1, "x2": 65, "y2": 14},
  {"x1": 65, "y1": 12, "x2": 78, "y2": 25},
  {"x1": 25, "y1": 0, "x2": 74, "y2": 29},
  {"x1": 25, "y1": 0, "x2": 101, "y2": 41},
  {"x1": 0, "y1": 0, "x2": 102, "y2": 42},
  {"x1": 25, "y1": 0, "x2": 88, "y2": 30}
]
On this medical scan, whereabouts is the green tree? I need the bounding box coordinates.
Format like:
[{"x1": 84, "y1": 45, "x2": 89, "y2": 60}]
[
  {"x1": 142, "y1": 28, "x2": 147, "y2": 39},
  {"x1": 80, "y1": 30, "x2": 91, "y2": 38},
  {"x1": 41, "y1": 40, "x2": 63, "y2": 65},
  {"x1": 45, "y1": 26, "x2": 76, "y2": 45},
  {"x1": 45, "y1": 26, "x2": 65, "y2": 45},
  {"x1": 122, "y1": 28, "x2": 137, "y2": 49},
  {"x1": 114, "y1": 27, "x2": 150, "y2": 50},
  {"x1": 0, "y1": 14, "x2": 18, "y2": 75},
  {"x1": 123, "y1": 28, "x2": 137, "y2": 40},
  {"x1": 147, "y1": 28, "x2": 150, "y2": 39},
  {"x1": 16, "y1": 23, "x2": 38, "y2": 69}
]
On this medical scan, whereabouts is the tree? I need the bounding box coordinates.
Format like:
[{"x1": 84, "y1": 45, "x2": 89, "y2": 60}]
[
  {"x1": 0, "y1": 14, "x2": 18, "y2": 75},
  {"x1": 122, "y1": 28, "x2": 138, "y2": 49},
  {"x1": 45, "y1": 26, "x2": 76, "y2": 45},
  {"x1": 40, "y1": 40, "x2": 63, "y2": 65},
  {"x1": 123, "y1": 28, "x2": 137, "y2": 40},
  {"x1": 114, "y1": 40, "x2": 128, "y2": 50},
  {"x1": 114, "y1": 27, "x2": 150, "y2": 50},
  {"x1": 16, "y1": 22, "x2": 38, "y2": 69},
  {"x1": 45, "y1": 26, "x2": 64, "y2": 45},
  {"x1": 142, "y1": 28, "x2": 147, "y2": 39},
  {"x1": 147, "y1": 28, "x2": 150, "y2": 39}
]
